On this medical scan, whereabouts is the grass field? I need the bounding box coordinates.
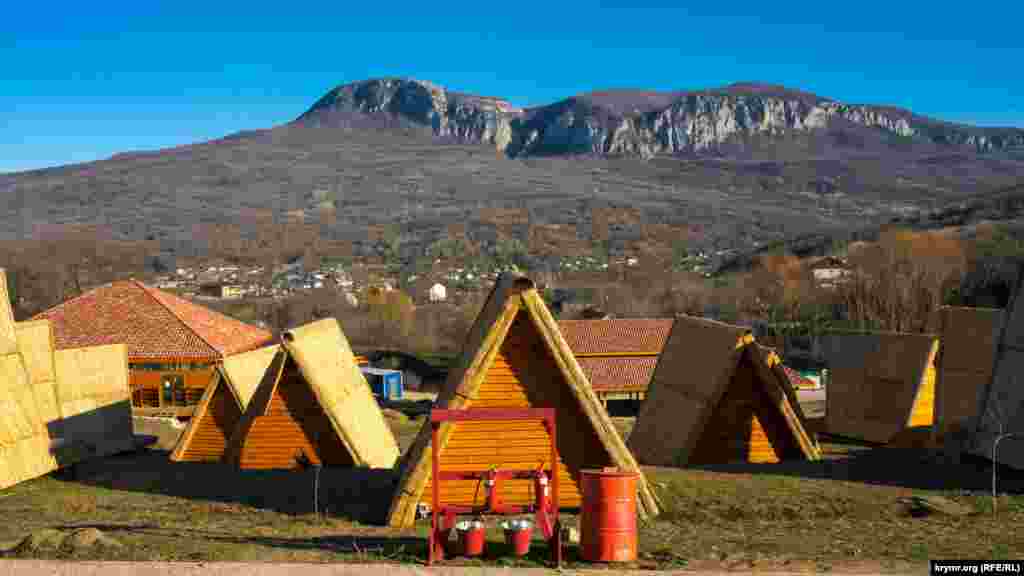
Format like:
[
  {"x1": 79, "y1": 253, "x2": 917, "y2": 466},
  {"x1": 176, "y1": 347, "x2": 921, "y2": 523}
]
[{"x1": 0, "y1": 415, "x2": 1022, "y2": 572}]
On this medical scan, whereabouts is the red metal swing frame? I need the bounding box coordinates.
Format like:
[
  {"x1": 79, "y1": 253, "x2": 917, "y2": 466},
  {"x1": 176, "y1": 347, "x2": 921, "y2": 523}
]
[{"x1": 427, "y1": 407, "x2": 562, "y2": 566}]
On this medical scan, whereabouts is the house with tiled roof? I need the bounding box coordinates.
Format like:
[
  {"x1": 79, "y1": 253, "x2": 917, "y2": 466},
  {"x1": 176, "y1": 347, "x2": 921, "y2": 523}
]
[
  {"x1": 557, "y1": 318, "x2": 674, "y2": 405},
  {"x1": 33, "y1": 279, "x2": 273, "y2": 418}
]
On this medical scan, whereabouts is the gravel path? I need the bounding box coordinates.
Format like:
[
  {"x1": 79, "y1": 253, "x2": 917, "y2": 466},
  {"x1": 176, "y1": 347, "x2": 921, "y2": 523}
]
[{"x1": 0, "y1": 560, "x2": 917, "y2": 575}]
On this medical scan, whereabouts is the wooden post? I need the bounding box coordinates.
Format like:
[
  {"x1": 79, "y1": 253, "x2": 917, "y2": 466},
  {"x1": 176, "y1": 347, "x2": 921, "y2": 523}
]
[
  {"x1": 429, "y1": 422, "x2": 442, "y2": 564},
  {"x1": 549, "y1": 410, "x2": 561, "y2": 567}
]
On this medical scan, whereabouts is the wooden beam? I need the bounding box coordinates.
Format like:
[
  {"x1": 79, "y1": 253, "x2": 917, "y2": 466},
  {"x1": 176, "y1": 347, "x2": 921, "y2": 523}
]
[{"x1": 572, "y1": 352, "x2": 661, "y2": 358}]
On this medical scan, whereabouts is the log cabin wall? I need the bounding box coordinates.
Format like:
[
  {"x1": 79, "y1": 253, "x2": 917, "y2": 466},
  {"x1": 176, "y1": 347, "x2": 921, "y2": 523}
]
[
  {"x1": 907, "y1": 364, "x2": 936, "y2": 428},
  {"x1": 234, "y1": 359, "x2": 354, "y2": 470},
  {"x1": 420, "y1": 310, "x2": 613, "y2": 509},
  {"x1": 130, "y1": 363, "x2": 215, "y2": 410},
  {"x1": 690, "y1": 351, "x2": 799, "y2": 464},
  {"x1": 177, "y1": 382, "x2": 240, "y2": 462}
]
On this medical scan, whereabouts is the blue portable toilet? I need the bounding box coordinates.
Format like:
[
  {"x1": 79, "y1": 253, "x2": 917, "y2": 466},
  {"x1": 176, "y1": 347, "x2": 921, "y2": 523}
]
[{"x1": 359, "y1": 367, "x2": 404, "y2": 399}]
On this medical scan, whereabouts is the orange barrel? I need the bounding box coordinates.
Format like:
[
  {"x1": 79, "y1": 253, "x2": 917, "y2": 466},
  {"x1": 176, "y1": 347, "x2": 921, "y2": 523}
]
[{"x1": 580, "y1": 467, "x2": 638, "y2": 562}]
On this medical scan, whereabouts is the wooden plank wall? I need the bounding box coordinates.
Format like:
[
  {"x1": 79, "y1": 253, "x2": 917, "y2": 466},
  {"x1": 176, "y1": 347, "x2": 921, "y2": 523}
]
[
  {"x1": 178, "y1": 383, "x2": 240, "y2": 462},
  {"x1": 689, "y1": 354, "x2": 798, "y2": 464},
  {"x1": 130, "y1": 368, "x2": 214, "y2": 407},
  {"x1": 908, "y1": 364, "x2": 936, "y2": 427},
  {"x1": 420, "y1": 312, "x2": 613, "y2": 509},
  {"x1": 235, "y1": 361, "x2": 354, "y2": 470}
]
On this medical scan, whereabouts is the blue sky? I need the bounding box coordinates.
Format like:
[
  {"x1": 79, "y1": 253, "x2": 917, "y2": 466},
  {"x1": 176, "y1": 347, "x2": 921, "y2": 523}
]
[{"x1": 2, "y1": 1, "x2": 1022, "y2": 173}]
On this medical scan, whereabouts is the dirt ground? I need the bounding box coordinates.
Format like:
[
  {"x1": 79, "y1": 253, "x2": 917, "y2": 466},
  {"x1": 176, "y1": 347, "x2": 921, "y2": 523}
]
[
  {"x1": 0, "y1": 559, "x2": 921, "y2": 575},
  {"x1": 0, "y1": 415, "x2": 1021, "y2": 572}
]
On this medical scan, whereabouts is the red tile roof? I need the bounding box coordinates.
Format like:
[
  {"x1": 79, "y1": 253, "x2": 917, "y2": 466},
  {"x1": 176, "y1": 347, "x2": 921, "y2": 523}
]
[
  {"x1": 32, "y1": 279, "x2": 273, "y2": 362},
  {"x1": 576, "y1": 356, "x2": 659, "y2": 393},
  {"x1": 557, "y1": 318, "x2": 674, "y2": 355},
  {"x1": 558, "y1": 318, "x2": 673, "y2": 393}
]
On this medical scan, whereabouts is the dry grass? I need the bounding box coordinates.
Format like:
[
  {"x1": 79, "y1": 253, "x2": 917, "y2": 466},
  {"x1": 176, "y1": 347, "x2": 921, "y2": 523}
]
[
  {"x1": 646, "y1": 466, "x2": 1024, "y2": 571},
  {"x1": 0, "y1": 417, "x2": 1022, "y2": 571}
]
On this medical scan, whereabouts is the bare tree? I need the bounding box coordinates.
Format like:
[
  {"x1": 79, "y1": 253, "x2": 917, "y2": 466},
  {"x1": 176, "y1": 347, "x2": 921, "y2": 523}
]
[{"x1": 838, "y1": 229, "x2": 966, "y2": 332}]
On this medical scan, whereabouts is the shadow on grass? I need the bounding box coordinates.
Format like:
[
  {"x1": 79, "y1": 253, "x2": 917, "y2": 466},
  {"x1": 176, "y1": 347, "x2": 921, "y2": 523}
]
[
  {"x1": 690, "y1": 446, "x2": 1024, "y2": 494},
  {"x1": 57, "y1": 450, "x2": 400, "y2": 525},
  {"x1": 44, "y1": 522, "x2": 569, "y2": 566},
  {"x1": 76, "y1": 523, "x2": 424, "y2": 556}
]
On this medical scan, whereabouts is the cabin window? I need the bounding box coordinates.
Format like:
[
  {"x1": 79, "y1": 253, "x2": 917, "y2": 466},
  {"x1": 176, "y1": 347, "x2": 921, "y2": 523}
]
[{"x1": 132, "y1": 362, "x2": 212, "y2": 372}]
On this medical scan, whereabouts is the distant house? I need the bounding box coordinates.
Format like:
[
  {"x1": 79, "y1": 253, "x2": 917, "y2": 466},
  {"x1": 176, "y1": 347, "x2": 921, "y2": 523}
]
[
  {"x1": 558, "y1": 318, "x2": 674, "y2": 406},
  {"x1": 428, "y1": 283, "x2": 447, "y2": 303},
  {"x1": 808, "y1": 256, "x2": 851, "y2": 289}
]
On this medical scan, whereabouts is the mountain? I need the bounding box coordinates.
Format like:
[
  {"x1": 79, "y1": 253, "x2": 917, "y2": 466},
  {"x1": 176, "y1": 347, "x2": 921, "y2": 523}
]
[
  {"x1": 2, "y1": 78, "x2": 1023, "y2": 269},
  {"x1": 298, "y1": 78, "x2": 1024, "y2": 158}
]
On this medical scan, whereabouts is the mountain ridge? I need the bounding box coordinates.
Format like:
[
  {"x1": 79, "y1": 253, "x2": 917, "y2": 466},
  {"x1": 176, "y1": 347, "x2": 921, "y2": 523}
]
[{"x1": 297, "y1": 78, "x2": 1024, "y2": 159}]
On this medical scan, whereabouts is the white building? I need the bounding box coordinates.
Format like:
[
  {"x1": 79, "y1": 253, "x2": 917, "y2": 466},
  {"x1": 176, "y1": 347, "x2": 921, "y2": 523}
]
[
  {"x1": 428, "y1": 283, "x2": 447, "y2": 303},
  {"x1": 809, "y1": 256, "x2": 852, "y2": 289}
]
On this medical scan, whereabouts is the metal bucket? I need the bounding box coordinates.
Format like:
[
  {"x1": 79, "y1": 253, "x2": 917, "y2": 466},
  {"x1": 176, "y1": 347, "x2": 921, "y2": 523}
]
[
  {"x1": 454, "y1": 520, "x2": 486, "y2": 557},
  {"x1": 500, "y1": 519, "x2": 533, "y2": 557}
]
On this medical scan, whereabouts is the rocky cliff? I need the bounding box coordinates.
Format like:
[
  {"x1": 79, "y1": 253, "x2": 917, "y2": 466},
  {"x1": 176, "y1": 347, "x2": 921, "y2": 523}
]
[{"x1": 297, "y1": 78, "x2": 1024, "y2": 158}]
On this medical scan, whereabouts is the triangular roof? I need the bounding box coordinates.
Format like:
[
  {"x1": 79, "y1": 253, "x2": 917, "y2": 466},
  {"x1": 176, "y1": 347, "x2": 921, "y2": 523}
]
[
  {"x1": 0, "y1": 343, "x2": 53, "y2": 489},
  {"x1": 934, "y1": 306, "x2": 1003, "y2": 445},
  {"x1": 822, "y1": 330, "x2": 939, "y2": 444},
  {"x1": 0, "y1": 271, "x2": 16, "y2": 356},
  {"x1": 32, "y1": 279, "x2": 272, "y2": 361},
  {"x1": 14, "y1": 321, "x2": 61, "y2": 438},
  {"x1": 170, "y1": 344, "x2": 280, "y2": 462},
  {"x1": 0, "y1": 268, "x2": 137, "y2": 488},
  {"x1": 387, "y1": 273, "x2": 661, "y2": 528},
  {"x1": 756, "y1": 344, "x2": 816, "y2": 432},
  {"x1": 628, "y1": 315, "x2": 820, "y2": 467},
  {"x1": 51, "y1": 343, "x2": 136, "y2": 466},
  {"x1": 223, "y1": 318, "x2": 399, "y2": 469},
  {"x1": 1, "y1": 271, "x2": 55, "y2": 488},
  {"x1": 971, "y1": 268, "x2": 1024, "y2": 468}
]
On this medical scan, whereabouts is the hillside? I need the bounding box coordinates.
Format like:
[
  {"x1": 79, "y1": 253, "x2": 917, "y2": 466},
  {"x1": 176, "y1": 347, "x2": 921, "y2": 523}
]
[{"x1": 2, "y1": 78, "x2": 1022, "y2": 267}]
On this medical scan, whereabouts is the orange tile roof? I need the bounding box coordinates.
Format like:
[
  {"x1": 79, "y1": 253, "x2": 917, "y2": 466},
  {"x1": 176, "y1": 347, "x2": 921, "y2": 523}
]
[
  {"x1": 557, "y1": 318, "x2": 673, "y2": 393},
  {"x1": 558, "y1": 318, "x2": 674, "y2": 355},
  {"x1": 32, "y1": 279, "x2": 273, "y2": 362},
  {"x1": 576, "y1": 356, "x2": 659, "y2": 393}
]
